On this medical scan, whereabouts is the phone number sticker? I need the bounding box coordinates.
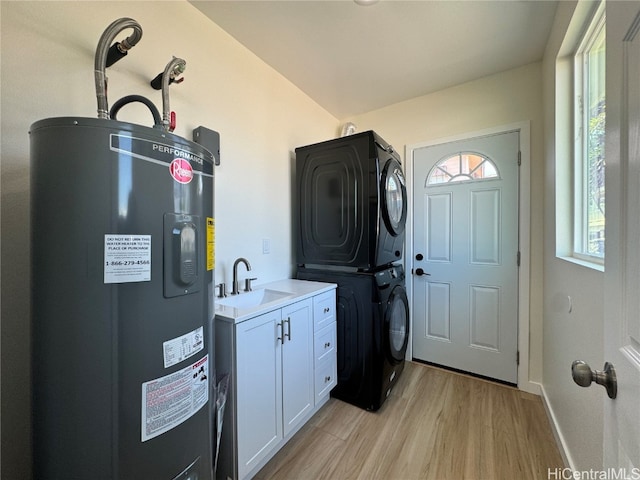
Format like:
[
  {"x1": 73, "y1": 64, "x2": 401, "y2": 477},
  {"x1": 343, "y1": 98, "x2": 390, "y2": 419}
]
[{"x1": 104, "y1": 234, "x2": 151, "y2": 284}]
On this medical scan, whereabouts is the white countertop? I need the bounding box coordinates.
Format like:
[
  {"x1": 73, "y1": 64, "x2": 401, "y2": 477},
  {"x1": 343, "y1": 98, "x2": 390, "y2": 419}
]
[{"x1": 214, "y1": 279, "x2": 336, "y2": 323}]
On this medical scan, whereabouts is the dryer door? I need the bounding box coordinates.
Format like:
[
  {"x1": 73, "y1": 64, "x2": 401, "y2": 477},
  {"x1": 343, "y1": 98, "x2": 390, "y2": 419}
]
[
  {"x1": 385, "y1": 285, "x2": 410, "y2": 364},
  {"x1": 381, "y1": 159, "x2": 407, "y2": 237}
]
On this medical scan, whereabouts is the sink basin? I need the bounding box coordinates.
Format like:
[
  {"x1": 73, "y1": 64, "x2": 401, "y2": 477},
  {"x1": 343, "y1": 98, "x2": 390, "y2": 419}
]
[{"x1": 217, "y1": 289, "x2": 293, "y2": 309}]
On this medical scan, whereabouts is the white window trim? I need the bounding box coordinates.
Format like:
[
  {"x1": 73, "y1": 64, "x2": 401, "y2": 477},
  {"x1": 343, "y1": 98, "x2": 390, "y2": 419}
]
[
  {"x1": 573, "y1": 1, "x2": 606, "y2": 265},
  {"x1": 555, "y1": 0, "x2": 606, "y2": 271}
]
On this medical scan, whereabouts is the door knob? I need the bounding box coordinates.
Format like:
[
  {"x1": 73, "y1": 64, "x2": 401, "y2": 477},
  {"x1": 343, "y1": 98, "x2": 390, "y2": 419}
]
[
  {"x1": 571, "y1": 360, "x2": 617, "y2": 399},
  {"x1": 414, "y1": 268, "x2": 430, "y2": 276}
]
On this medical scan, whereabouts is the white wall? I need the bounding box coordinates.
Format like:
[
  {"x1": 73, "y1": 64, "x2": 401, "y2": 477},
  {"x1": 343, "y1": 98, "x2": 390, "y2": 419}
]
[
  {"x1": 2, "y1": 1, "x2": 609, "y2": 477},
  {"x1": 347, "y1": 62, "x2": 545, "y2": 385},
  {"x1": 0, "y1": 2, "x2": 337, "y2": 478},
  {"x1": 541, "y1": 1, "x2": 604, "y2": 470}
]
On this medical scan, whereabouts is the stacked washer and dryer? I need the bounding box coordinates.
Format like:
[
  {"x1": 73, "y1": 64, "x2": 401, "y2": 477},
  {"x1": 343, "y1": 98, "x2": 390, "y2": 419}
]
[{"x1": 295, "y1": 130, "x2": 409, "y2": 411}]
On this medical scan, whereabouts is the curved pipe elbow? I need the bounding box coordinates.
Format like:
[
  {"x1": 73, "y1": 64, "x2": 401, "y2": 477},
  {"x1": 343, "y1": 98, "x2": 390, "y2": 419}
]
[
  {"x1": 117, "y1": 24, "x2": 143, "y2": 51},
  {"x1": 94, "y1": 18, "x2": 143, "y2": 119},
  {"x1": 161, "y1": 57, "x2": 186, "y2": 132}
]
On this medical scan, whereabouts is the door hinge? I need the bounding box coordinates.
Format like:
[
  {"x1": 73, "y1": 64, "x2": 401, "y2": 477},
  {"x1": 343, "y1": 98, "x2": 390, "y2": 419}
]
[
  {"x1": 517, "y1": 251, "x2": 521, "y2": 266},
  {"x1": 518, "y1": 151, "x2": 522, "y2": 166},
  {"x1": 517, "y1": 350, "x2": 520, "y2": 365}
]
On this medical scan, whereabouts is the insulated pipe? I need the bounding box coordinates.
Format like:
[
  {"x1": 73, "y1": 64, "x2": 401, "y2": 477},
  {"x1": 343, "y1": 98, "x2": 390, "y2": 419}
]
[
  {"x1": 94, "y1": 18, "x2": 143, "y2": 119},
  {"x1": 160, "y1": 57, "x2": 186, "y2": 132},
  {"x1": 109, "y1": 95, "x2": 162, "y2": 128}
]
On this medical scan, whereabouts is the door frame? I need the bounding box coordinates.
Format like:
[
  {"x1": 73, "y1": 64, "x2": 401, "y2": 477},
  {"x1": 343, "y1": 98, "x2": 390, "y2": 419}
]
[{"x1": 404, "y1": 121, "x2": 536, "y2": 394}]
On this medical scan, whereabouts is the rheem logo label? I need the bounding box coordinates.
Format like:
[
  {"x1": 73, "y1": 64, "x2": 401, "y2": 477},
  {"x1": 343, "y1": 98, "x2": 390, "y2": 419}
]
[{"x1": 169, "y1": 158, "x2": 193, "y2": 184}]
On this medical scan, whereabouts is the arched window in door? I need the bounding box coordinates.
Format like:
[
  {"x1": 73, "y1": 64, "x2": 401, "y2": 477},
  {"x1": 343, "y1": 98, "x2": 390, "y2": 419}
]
[{"x1": 426, "y1": 152, "x2": 499, "y2": 185}]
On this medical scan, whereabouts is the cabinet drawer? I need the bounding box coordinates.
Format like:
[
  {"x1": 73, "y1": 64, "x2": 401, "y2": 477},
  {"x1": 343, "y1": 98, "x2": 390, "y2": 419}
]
[
  {"x1": 315, "y1": 356, "x2": 337, "y2": 401},
  {"x1": 314, "y1": 323, "x2": 336, "y2": 364},
  {"x1": 313, "y1": 290, "x2": 335, "y2": 330}
]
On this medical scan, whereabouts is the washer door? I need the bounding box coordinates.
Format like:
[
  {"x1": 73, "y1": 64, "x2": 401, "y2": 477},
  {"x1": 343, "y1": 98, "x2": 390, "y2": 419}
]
[
  {"x1": 381, "y1": 159, "x2": 407, "y2": 236},
  {"x1": 385, "y1": 285, "x2": 410, "y2": 364}
]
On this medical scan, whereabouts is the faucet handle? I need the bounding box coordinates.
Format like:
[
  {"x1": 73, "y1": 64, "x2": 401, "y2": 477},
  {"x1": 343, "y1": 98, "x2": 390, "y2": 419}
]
[
  {"x1": 216, "y1": 283, "x2": 227, "y2": 298},
  {"x1": 244, "y1": 277, "x2": 257, "y2": 292}
]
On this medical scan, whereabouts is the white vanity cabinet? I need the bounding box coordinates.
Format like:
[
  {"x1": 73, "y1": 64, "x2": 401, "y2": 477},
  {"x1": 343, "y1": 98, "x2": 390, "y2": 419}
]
[
  {"x1": 312, "y1": 290, "x2": 337, "y2": 402},
  {"x1": 215, "y1": 281, "x2": 336, "y2": 480},
  {"x1": 233, "y1": 299, "x2": 313, "y2": 478},
  {"x1": 232, "y1": 309, "x2": 282, "y2": 478},
  {"x1": 279, "y1": 300, "x2": 314, "y2": 437}
]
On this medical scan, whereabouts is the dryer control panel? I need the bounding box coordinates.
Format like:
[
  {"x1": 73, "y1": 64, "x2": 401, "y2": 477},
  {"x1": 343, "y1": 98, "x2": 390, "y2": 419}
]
[{"x1": 374, "y1": 265, "x2": 404, "y2": 288}]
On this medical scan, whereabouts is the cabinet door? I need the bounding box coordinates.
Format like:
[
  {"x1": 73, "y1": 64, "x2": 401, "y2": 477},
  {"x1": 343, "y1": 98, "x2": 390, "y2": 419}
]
[
  {"x1": 235, "y1": 310, "x2": 283, "y2": 479},
  {"x1": 281, "y1": 299, "x2": 314, "y2": 437}
]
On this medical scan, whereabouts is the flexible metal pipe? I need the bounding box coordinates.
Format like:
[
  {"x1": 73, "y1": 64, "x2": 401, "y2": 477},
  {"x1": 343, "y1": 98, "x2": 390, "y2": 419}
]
[
  {"x1": 94, "y1": 18, "x2": 143, "y2": 119},
  {"x1": 161, "y1": 57, "x2": 186, "y2": 132}
]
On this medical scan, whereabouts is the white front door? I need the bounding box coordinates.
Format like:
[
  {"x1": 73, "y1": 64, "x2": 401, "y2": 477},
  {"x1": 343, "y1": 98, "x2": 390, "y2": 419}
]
[
  {"x1": 412, "y1": 131, "x2": 519, "y2": 384},
  {"x1": 603, "y1": 1, "x2": 640, "y2": 471}
]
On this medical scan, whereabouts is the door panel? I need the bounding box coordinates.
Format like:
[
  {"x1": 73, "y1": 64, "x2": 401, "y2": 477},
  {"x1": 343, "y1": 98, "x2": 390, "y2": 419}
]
[
  {"x1": 470, "y1": 189, "x2": 500, "y2": 264},
  {"x1": 469, "y1": 285, "x2": 500, "y2": 351},
  {"x1": 426, "y1": 282, "x2": 451, "y2": 340},
  {"x1": 604, "y1": 1, "x2": 640, "y2": 470},
  {"x1": 281, "y1": 299, "x2": 314, "y2": 437},
  {"x1": 426, "y1": 193, "x2": 452, "y2": 262},
  {"x1": 412, "y1": 131, "x2": 519, "y2": 384},
  {"x1": 235, "y1": 311, "x2": 283, "y2": 479}
]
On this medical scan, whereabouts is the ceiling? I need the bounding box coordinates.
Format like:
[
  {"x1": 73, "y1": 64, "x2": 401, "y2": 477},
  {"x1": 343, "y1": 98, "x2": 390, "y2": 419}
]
[{"x1": 190, "y1": 0, "x2": 558, "y2": 119}]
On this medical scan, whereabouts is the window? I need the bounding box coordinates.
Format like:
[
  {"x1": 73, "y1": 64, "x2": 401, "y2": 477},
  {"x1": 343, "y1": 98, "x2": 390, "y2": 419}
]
[
  {"x1": 574, "y1": 3, "x2": 606, "y2": 261},
  {"x1": 426, "y1": 152, "x2": 499, "y2": 185}
]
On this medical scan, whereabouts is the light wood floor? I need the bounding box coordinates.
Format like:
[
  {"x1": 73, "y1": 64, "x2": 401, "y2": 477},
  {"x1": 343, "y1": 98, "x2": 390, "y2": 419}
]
[{"x1": 255, "y1": 361, "x2": 564, "y2": 480}]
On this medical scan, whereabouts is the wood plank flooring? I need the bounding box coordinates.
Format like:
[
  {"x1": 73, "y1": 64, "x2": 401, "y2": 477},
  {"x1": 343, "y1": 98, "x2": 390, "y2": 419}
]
[{"x1": 255, "y1": 361, "x2": 564, "y2": 480}]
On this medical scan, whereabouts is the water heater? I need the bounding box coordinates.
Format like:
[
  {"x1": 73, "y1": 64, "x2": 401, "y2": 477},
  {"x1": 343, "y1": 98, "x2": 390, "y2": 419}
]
[{"x1": 31, "y1": 117, "x2": 215, "y2": 479}]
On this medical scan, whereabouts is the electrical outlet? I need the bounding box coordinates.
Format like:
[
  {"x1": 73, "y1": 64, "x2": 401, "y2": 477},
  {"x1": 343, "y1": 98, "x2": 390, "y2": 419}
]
[{"x1": 262, "y1": 238, "x2": 270, "y2": 254}]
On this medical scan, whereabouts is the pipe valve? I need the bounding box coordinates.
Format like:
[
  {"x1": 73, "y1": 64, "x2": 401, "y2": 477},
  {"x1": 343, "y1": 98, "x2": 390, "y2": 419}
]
[
  {"x1": 155, "y1": 57, "x2": 187, "y2": 132},
  {"x1": 150, "y1": 62, "x2": 186, "y2": 90}
]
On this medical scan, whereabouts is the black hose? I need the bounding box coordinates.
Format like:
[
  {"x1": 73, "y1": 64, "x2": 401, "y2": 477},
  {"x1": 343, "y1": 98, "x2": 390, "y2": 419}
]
[{"x1": 109, "y1": 95, "x2": 162, "y2": 127}]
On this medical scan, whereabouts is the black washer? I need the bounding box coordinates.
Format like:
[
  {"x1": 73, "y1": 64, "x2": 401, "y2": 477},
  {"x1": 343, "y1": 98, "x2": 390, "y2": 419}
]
[{"x1": 297, "y1": 264, "x2": 409, "y2": 411}]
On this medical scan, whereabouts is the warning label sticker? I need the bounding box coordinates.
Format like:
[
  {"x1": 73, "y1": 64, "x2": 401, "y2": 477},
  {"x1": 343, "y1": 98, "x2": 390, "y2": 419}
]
[
  {"x1": 104, "y1": 234, "x2": 151, "y2": 283},
  {"x1": 207, "y1": 217, "x2": 214, "y2": 271},
  {"x1": 162, "y1": 326, "x2": 205, "y2": 369},
  {"x1": 141, "y1": 355, "x2": 208, "y2": 442}
]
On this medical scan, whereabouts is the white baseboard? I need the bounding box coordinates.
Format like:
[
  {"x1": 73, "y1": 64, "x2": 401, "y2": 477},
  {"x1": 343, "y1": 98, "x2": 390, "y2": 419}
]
[
  {"x1": 518, "y1": 379, "x2": 542, "y2": 395},
  {"x1": 539, "y1": 383, "x2": 574, "y2": 470}
]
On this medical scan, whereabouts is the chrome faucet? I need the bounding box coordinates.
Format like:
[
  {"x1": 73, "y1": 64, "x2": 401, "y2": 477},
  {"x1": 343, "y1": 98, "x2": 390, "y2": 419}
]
[{"x1": 231, "y1": 257, "x2": 251, "y2": 295}]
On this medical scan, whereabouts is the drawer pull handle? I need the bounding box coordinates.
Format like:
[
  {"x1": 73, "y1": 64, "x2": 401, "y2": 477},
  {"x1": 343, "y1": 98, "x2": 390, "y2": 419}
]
[
  {"x1": 324, "y1": 342, "x2": 331, "y2": 348},
  {"x1": 323, "y1": 307, "x2": 330, "y2": 313},
  {"x1": 277, "y1": 322, "x2": 284, "y2": 344},
  {"x1": 285, "y1": 317, "x2": 291, "y2": 341},
  {"x1": 325, "y1": 376, "x2": 331, "y2": 383}
]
